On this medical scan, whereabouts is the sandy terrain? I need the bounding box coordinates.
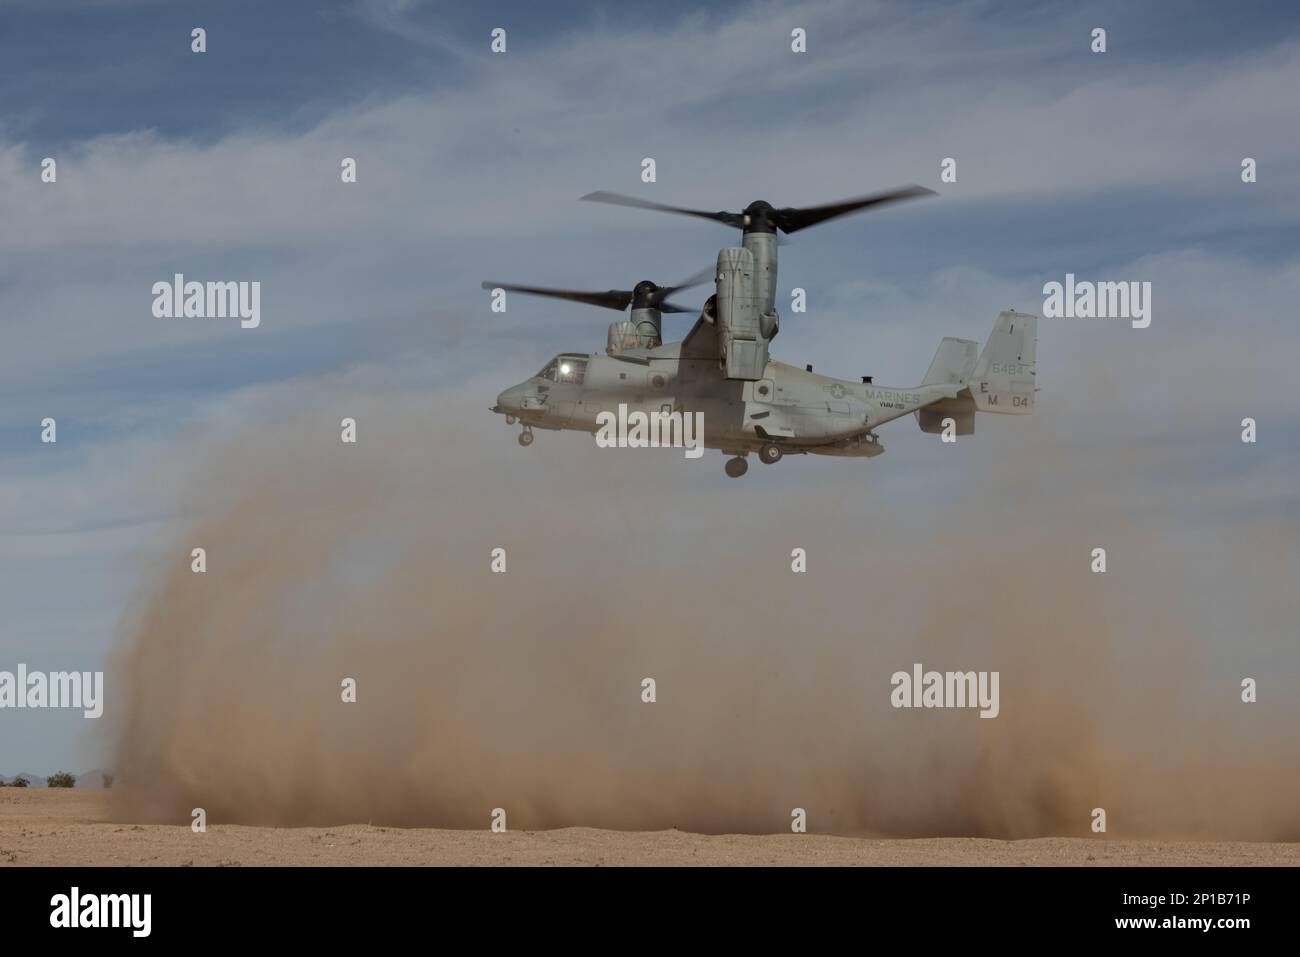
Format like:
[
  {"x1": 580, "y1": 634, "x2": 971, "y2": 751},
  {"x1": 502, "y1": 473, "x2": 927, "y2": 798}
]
[{"x1": 2, "y1": 789, "x2": 1297, "y2": 866}]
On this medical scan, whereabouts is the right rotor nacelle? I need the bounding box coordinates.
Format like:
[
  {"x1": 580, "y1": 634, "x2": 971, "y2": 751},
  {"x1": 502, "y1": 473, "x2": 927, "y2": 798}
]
[{"x1": 715, "y1": 247, "x2": 772, "y2": 380}]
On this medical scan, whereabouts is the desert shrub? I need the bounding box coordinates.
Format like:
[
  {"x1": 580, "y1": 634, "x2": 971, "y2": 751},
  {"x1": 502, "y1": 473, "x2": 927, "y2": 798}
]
[{"x1": 46, "y1": 772, "x2": 76, "y2": 788}]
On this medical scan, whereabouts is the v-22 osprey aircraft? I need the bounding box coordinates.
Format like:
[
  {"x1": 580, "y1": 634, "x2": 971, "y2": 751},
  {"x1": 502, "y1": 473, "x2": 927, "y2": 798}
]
[{"x1": 487, "y1": 187, "x2": 1037, "y2": 477}]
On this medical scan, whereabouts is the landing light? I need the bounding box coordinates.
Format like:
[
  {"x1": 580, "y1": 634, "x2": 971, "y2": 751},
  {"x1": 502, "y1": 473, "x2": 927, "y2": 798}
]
[{"x1": 560, "y1": 363, "x2": 572, "y2": 375}]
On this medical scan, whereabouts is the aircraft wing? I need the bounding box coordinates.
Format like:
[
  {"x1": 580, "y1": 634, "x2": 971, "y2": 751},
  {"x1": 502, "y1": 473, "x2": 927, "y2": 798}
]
[{"x1": 681, "y1": 317, "x2": 718, "y2": 358}]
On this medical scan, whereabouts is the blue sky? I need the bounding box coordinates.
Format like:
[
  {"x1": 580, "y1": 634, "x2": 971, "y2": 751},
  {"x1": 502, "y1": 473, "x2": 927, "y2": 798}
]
[{"x1": 1, "y1": 0, "x2": 1299, "y2": 775}]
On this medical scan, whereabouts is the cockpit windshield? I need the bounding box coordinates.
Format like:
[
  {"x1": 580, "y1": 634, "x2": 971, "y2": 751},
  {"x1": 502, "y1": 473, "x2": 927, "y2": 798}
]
[{"x1": 537, "y1": 355, "x2": 588, "y2": 384}]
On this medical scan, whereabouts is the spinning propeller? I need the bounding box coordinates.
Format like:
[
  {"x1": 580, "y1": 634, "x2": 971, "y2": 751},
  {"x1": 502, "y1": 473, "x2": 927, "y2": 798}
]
[
  {"x1": 481, "y1": 269, "x2": 712, "y2": 315},
  {"x1": 579, "y1": 185, "x2": 936, "y2": 235}
]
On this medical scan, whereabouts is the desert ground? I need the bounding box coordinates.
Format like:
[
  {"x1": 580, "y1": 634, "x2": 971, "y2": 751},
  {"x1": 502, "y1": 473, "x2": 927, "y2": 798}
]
[{"x1": 2, "y1": 789, "x2": 1297, "y2": 867}]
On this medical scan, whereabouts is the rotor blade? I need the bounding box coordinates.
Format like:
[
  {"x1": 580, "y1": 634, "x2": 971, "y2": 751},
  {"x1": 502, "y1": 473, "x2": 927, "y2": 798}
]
[
  {"x1": 657, "y1": 300, "x2": 696, "y2": 314},
  {"x1": 580, "y1": 191, "x2": 746, "y2": 229},
  {"x1": 650, "y1": 267, "x2": 714, "y2": 306},
  {"x1": 772, "y1": 185, "x2": 936, "y2": 234},
  {"x1": 480, "y1": 280, "x2": 631, "y2": 312}
]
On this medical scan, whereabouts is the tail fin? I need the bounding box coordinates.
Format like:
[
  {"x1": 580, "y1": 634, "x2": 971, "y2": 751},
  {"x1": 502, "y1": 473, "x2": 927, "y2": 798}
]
[
  {"x1": 916, "y1": 338, "x2": 977, "y2": 435},
  {"x1": 971, "y1": 310, "x2": 1036, "y2": 414},
  {"x1": 915, "y1": 311, "x2": 1037, "y2": 434},
  {"x1": 920, "y1": 337, "x2": 979, "y2": 388}
]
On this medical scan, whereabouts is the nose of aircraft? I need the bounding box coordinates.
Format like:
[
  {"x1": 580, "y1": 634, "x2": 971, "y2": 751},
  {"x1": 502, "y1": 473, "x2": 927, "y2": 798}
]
[{"x1": 495, "y1": 384, "x2": 528, "y2": 414}]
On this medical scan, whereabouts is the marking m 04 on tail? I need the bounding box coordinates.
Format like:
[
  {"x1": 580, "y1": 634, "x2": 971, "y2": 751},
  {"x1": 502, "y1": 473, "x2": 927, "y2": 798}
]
[{"x1": 972, "y1": 310, "x2": 1036, "y2": 413}]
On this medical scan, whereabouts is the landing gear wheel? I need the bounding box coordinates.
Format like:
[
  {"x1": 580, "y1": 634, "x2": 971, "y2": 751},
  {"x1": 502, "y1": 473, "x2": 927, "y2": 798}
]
[
  {"x1": 759, "y1": 443, "x2": 783, "y2": 465},
  {"x1": 505, "y1": 414, "x2": 518, "y2": 425},
  {"x1": 724, "y1": 456, "x2": 748, "y2": 478},
  {"x1": 518, "y1": 428, "x2": 534, "y2": 447}
]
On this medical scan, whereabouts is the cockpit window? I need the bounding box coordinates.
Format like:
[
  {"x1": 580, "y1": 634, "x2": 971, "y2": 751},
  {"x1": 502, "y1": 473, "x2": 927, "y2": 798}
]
[
  {"x1": 558, "y1": 357, "x2": 587, "y2": 384},
  {"x1": 537, "y1": 356, "x2": 587, "y2": 384}
]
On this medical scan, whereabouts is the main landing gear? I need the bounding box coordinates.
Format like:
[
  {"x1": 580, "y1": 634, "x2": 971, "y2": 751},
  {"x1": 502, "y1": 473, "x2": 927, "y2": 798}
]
[
  {"x1": 517, "y1": 426, "x2": 534, "y2": 447},
  {"x1": 726, "y1": 443, "x2": 785, "y2": 476}
]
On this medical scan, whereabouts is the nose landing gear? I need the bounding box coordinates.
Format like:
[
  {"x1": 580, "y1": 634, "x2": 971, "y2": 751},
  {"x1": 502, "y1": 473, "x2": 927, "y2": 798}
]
[
  {"x1": 724, "y1": 456, "x2": 748, "y2": 478},
  {"x1": 758, "y1": 442, "x2": 783, "y2": 465},
  {"x1": 517, "y1": 426, "x2": 534, "y2": 447}
]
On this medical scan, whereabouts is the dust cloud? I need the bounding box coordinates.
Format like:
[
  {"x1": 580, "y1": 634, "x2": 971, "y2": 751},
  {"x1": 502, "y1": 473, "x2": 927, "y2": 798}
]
[{"x1": 107, "y1": 391, "x2": 1300, "y2": 839}]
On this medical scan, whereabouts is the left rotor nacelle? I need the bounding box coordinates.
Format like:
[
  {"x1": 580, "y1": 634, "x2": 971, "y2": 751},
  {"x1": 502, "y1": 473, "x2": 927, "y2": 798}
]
[{"x1": 607, "y1": 306, "x2": 662, "y2": 354}]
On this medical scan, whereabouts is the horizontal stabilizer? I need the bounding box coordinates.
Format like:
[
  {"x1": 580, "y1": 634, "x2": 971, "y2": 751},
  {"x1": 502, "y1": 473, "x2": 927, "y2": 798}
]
[{"x1": 916, "y1": 407, "x2": 974, "y2": 435}]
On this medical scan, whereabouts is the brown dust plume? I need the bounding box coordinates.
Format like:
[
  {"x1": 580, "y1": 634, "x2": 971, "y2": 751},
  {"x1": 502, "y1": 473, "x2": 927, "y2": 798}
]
[{"x1": 108, "y1": 393, "x2": 1300, "y2": 838}]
